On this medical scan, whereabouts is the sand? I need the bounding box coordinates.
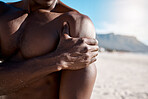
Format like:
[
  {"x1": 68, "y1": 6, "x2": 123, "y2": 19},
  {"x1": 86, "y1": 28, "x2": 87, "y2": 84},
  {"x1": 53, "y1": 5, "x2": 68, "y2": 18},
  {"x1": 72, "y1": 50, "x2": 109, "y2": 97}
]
[{"x1": 91, "y1": 52, "x2": 148, "y2": 99}]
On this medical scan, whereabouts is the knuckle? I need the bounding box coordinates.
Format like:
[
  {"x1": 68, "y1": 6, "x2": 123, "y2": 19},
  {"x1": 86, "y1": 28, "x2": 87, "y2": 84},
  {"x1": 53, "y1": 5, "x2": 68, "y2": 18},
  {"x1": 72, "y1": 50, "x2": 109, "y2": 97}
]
[
  {"x1": 94, "y1": 46, "x2": 99, "y2": 51},
  {"x1": 84, "y1": 55, "x2": 89, "y2": 60},
  {"x1": 84, "y1": 62, "x2": 89, "y2": 66},
  {"x1": 94, "y1": 58, "x2": 97, "y2": 61},
  {"x1": 85, "y1": 53, "x2": 90, "y2": 59},
  {"x1": 96, "y1": 52, "x2": 99, "y2": 56},
  {"x1": 79, "y1": 38, "x2": 85, "y2": 44},
  {"x1": 83, "y1": 46, "x2": 89, "y2": 52},
  {"x1": 95, "y1": 52, "x2": 99, "y2": 57}
]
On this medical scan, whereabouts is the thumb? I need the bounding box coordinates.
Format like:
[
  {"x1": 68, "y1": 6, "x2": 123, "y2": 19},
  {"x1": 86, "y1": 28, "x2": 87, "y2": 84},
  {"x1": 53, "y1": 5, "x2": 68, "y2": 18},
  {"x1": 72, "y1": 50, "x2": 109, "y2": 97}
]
[{"x1": 61, "y1": 22, "x2": 71, "y2": 39}]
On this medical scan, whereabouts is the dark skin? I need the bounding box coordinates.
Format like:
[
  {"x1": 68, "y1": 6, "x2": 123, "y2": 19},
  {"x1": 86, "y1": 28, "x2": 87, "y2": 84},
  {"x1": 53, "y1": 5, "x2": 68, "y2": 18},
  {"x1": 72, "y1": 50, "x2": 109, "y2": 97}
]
[{"x1": 0, "y1": 0, "x2": 98, "y2": 99}]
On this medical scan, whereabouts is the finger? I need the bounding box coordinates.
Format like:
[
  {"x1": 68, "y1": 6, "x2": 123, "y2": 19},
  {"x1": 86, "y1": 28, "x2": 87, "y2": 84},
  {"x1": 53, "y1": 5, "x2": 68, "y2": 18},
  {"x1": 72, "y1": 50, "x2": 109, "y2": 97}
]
[
  {"x1": 85, "y1": 38, "x2": 98, "y2": 45},
  {"x1": 90, "y1": 58, "x2": 97, "y2": 64},
  {"x1": 91, "y1": 51, "x2": 98, "y2": 58},
  {"x1": 88, "y1": 45, "x2": 99, "y2": 52},
  {"x1": 61, "y1": 22, "x2": 71, "y2": 39}
]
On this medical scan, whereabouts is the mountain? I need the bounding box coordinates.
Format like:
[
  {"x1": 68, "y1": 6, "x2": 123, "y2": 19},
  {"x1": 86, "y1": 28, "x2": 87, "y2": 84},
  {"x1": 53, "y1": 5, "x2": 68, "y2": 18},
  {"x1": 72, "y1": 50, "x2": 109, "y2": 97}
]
[{"x1": 96, "y1": 33, "x2": 148, "y2": 53}]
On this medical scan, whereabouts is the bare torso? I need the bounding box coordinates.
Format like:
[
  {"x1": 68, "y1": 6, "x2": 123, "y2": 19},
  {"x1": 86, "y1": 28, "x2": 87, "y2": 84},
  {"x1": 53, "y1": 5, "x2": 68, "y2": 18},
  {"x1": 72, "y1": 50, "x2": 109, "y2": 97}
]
[
  {"x1": 0, "y1": 1, "x2": 97, "y2": 99},
  {"x1": 0, "y1": 4, "x2": 77, "y2": 99}
]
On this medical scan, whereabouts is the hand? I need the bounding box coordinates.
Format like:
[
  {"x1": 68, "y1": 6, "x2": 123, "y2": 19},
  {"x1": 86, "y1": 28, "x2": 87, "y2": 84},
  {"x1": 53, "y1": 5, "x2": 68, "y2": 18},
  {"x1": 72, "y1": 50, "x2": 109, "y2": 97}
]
[{"x1": 56, "y1": 22, "x2": 99, "y2": 70}]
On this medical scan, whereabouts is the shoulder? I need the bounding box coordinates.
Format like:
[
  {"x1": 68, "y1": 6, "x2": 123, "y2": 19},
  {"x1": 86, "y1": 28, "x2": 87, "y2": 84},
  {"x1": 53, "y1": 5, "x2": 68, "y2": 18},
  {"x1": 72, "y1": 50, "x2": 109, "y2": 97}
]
[
  {"x1": 63, "y1": 11, "x2": 96, "y2": 39},
  {"x1": 76, "y1": 13, "x2": 96, "y2": 39}
]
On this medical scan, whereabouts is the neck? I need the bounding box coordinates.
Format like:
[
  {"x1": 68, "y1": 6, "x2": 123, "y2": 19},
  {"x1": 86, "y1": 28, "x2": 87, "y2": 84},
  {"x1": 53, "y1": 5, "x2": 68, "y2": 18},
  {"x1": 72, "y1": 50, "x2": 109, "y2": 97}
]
[
  {"x1": 23, "y1": 0, "x2": 58, "y2": 13},
  {"x1": 9, "y1": 0, "x2": 76, "y2": 14}
]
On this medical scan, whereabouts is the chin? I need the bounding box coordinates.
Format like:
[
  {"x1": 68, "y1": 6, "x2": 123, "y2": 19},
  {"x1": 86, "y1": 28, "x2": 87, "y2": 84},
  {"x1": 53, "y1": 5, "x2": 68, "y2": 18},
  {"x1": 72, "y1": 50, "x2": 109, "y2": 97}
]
[{"x1": 34, "y1": 0, "x2": 55, "y2": 5}]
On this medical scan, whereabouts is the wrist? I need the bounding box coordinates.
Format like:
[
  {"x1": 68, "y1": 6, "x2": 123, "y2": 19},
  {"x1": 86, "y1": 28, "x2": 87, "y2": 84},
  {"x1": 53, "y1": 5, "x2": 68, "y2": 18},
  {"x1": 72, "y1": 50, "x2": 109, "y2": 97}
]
[
  {"x1": 49, "y1": 50, "x2": 67, "y2": 70},
  {"x1": 45, "y1": 51, "x2": 68, "y2": 71},
  {"x1": 57, "y1": 52, "x2": 69, "y2": 70}
]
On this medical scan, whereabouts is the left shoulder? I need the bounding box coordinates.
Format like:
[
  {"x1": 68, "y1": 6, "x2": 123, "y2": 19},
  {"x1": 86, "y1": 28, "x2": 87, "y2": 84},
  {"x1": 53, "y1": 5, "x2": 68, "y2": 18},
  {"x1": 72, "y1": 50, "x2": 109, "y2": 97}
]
[
  {"x1": 76, "y1": 13, "x2": 96, "y2": 39},
  {"x1": 63, "y1": 11, "x2": 96, "y2": 38}
]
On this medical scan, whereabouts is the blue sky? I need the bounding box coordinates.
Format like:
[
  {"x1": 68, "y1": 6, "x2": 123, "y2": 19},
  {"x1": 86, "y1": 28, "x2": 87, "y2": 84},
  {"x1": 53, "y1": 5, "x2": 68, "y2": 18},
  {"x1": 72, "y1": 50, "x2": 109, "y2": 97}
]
[{"x1": 2, "y1": 0, "x2": 148, "y2": 45}]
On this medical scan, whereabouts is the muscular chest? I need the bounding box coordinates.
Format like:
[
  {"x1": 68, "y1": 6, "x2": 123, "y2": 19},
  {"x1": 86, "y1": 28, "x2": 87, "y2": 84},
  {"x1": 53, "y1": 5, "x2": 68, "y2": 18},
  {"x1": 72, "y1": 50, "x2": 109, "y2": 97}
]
[
  {"x1": 0, "y1": 10, "x2": 63, "y2": 59},
  {"x1": 19, "y1": 12, "x2": 62, "y2": 59}
]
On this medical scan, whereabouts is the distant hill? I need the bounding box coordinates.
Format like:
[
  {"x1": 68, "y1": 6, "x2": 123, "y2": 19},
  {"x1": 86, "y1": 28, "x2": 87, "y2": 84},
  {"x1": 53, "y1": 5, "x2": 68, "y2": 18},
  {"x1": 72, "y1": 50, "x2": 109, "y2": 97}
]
[{"x1": 96, "y1": 33, "x2": 148, "y2": 53}]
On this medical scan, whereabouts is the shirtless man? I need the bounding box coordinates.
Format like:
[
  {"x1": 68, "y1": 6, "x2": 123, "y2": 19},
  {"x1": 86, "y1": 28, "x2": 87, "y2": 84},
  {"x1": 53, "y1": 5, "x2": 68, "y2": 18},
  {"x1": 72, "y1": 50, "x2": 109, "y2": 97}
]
[{"x1": 0, "y1": 0, "x2": 98, "y2": 99}]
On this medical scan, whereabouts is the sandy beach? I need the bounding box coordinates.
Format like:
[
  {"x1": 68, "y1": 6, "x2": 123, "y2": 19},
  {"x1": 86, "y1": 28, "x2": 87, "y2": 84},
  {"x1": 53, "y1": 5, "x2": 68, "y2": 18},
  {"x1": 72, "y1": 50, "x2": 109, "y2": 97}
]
[{"x1": 91, "y1": 52, "x2": 148, "y2": 99}]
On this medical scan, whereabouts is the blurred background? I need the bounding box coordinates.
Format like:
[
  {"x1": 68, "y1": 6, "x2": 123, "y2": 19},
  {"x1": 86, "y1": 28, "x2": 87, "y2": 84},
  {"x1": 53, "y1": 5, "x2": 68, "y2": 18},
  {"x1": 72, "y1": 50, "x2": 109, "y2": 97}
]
[{"x1": 2, "y1": 0, "x2": 148, "y2": 99}]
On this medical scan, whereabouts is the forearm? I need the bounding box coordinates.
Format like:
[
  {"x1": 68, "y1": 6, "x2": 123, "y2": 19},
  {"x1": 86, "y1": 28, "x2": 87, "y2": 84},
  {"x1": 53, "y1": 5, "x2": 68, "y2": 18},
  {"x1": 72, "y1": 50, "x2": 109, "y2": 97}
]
[{"x1": 0, "y1": 52, "x2": 61, "y2": 95}]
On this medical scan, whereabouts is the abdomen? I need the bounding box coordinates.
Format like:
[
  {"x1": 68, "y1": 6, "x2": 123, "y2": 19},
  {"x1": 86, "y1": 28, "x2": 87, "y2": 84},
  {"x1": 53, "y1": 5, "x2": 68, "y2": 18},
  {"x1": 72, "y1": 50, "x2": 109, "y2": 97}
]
[{"x1": 5, "y1": 72, "x2": 61, "y2": 99}]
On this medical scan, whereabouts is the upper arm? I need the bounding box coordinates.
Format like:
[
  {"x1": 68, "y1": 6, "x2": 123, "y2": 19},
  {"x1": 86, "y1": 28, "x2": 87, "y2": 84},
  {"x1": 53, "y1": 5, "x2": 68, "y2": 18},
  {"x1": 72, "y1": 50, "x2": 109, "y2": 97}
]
[{"x1": 59, "y1": 13, "x2": 97, "y2": 99}]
